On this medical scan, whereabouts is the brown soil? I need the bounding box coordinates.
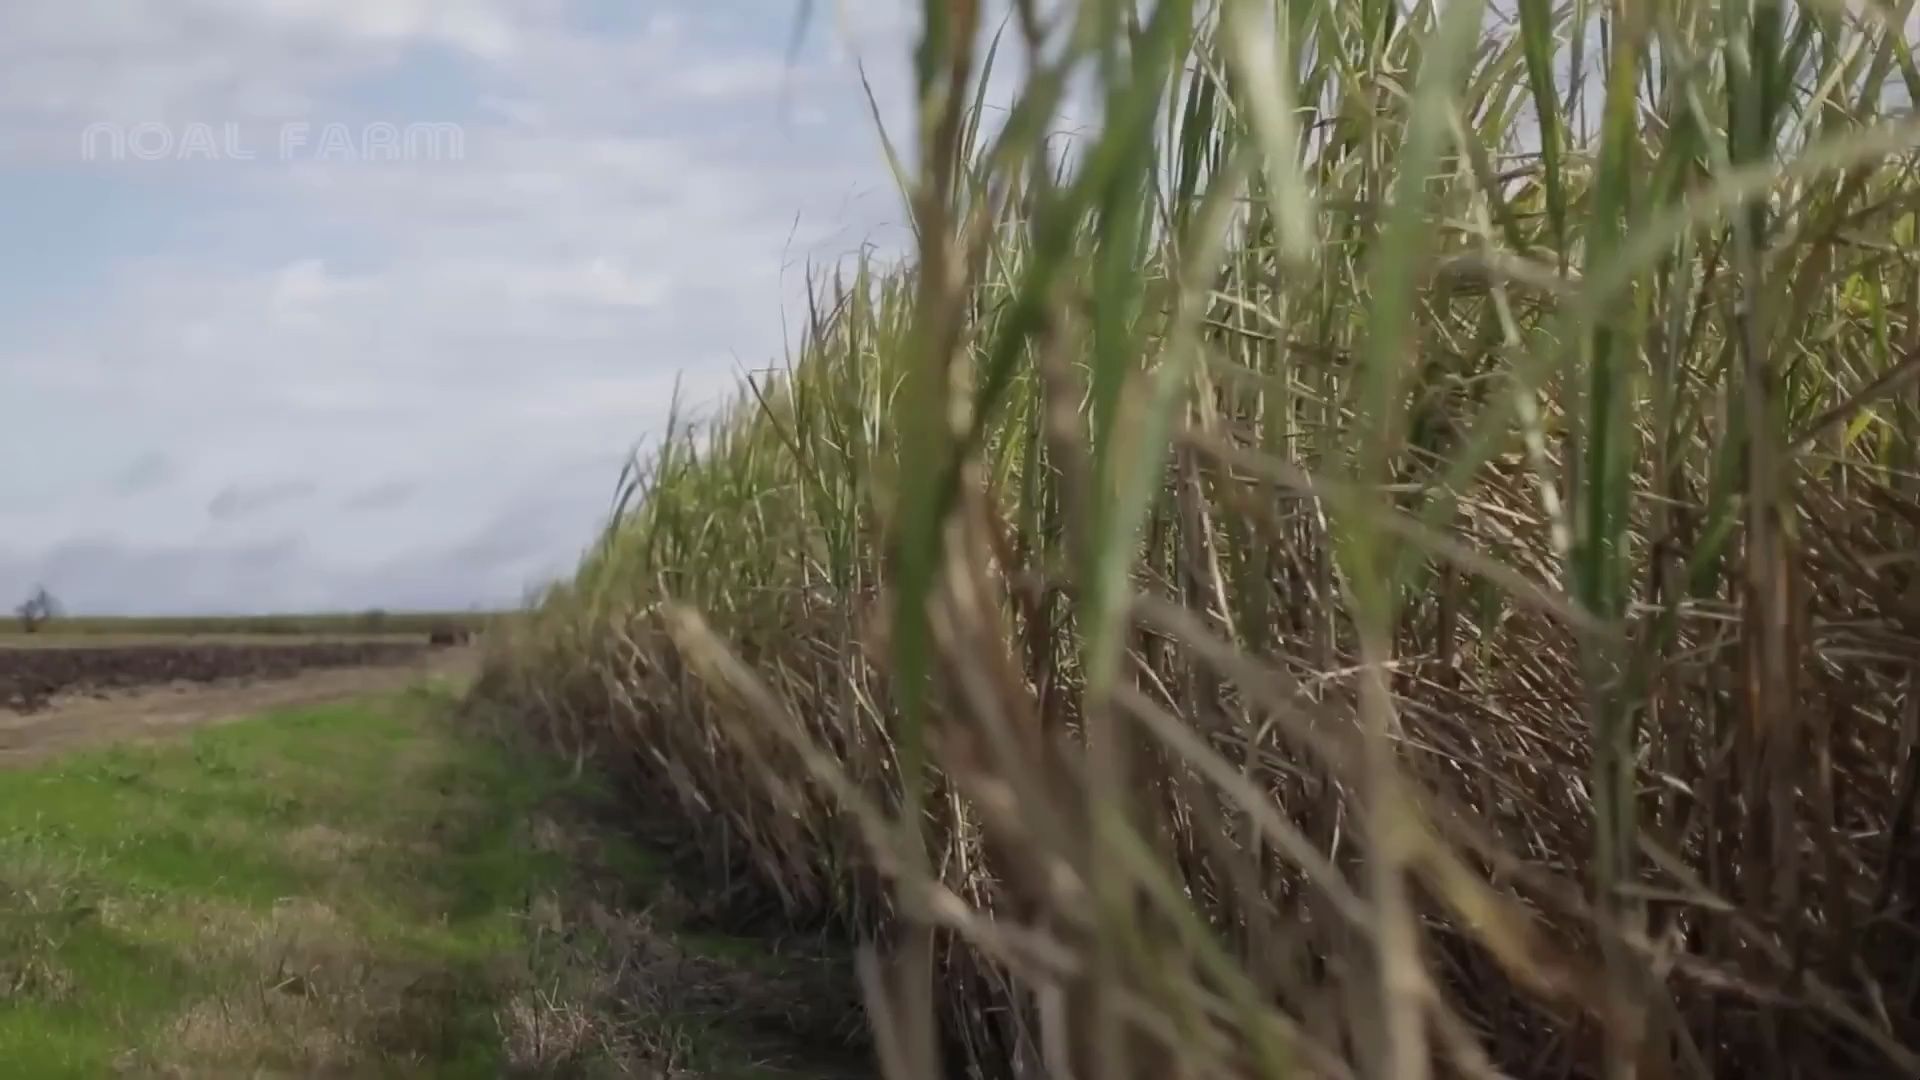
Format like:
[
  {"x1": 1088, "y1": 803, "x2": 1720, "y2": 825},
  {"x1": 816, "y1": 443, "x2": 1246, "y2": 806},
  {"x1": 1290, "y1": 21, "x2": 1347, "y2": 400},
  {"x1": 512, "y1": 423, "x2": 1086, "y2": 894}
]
[
  {"x1": 0, "y1": 640, "x2": 432, "y2": 713},
  {"x1": 0, "y1": 646, "x2": 475, "y2": 768}
]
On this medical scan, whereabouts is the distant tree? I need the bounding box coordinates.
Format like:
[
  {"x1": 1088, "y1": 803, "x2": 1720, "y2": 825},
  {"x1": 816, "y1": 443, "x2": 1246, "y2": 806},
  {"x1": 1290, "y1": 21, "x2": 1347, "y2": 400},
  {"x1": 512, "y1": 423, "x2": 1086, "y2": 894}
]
[
  {"x1": 362, "y1": 608, "x2": 390, "y2": 633},
  {"x1": 15, "y1": 586, "x2": 60, "y2": 633}
]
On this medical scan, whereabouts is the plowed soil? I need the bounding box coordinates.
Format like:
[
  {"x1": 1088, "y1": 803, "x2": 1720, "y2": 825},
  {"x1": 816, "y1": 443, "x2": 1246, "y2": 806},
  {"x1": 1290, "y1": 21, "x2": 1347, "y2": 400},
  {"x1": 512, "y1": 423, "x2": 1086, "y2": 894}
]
[
  {"x1": 0, "y1": 644, "x2": 475, "y2": 768},
  {"x1": 0, "y1": 641, "x2": 428, "y2": 713}
]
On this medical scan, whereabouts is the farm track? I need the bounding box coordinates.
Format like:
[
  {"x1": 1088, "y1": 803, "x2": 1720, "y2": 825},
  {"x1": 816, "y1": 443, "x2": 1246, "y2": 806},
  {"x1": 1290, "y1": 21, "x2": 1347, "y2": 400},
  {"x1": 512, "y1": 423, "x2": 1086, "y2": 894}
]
[
  {"x1": 0, "y1": 645, "x2": 476, "y2": 764},
  {"x1": 0, "y1": 640, "x2": 431, "y2": 713},
  {"x1": 0, "y1": 638, "x2": 476, "y2": 764}
]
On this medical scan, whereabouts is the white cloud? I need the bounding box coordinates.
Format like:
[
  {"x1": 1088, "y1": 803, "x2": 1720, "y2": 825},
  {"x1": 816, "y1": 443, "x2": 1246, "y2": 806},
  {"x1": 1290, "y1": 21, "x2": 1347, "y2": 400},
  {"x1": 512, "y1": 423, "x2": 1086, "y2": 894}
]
[
  {"x1": 227, "y1": 0, "x2": 527, "y2": 57},
  {"x1": 672, "y1": 57, "x2": 792, "y2": 101},
  {"x1": 0, "y1": 0, "x2": 918, "y2": 613},
  {"x1": 1, "y1": 1, "x2": 523, "y2": 125}
]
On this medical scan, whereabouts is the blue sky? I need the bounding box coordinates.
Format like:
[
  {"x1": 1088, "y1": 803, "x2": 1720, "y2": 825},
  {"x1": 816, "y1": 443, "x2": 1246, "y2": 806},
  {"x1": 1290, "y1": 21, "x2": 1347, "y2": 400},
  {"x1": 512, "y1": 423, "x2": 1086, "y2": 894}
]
[{"x1": 0, "y1": 0, "x2": 919, "y2": 613}]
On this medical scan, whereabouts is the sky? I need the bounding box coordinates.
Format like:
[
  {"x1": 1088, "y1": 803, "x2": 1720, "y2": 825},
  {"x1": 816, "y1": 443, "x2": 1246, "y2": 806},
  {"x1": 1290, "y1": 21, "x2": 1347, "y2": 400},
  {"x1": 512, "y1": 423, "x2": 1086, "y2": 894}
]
[{"x1": 0, "y1": 0, "x2": 923, "y2": 615}]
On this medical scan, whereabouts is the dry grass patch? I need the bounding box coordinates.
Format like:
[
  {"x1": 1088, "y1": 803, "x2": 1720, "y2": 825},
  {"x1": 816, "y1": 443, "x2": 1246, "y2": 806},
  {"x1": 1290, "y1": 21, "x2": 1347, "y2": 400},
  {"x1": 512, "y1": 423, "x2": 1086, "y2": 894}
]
[
  {"x1": 136, "y1": 879, "x2": 436, "y2": 1073},
  {"x1": 280, "y1": 823, "x2": 376, "y2": 867},
  {"x1": 164, "y1": 995, "x2": 357, "y2": 1076},
  {"x1": 492, "y1": 888, "x2": 867, "y2": 1079},
  {"x1": 0, "y1": 851, "x2": 86, "y2": 1004}
]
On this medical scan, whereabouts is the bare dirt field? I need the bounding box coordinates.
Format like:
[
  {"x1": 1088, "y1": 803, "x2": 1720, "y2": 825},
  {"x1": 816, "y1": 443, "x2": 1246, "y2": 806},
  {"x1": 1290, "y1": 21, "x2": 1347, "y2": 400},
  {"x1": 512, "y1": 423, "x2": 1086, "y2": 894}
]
[
  {"x1": 0, "y1": 639, "x2": 435, "y2": 713},
  {"x1": 0, "y1": 644, "x2": 475, "y2": 767}
]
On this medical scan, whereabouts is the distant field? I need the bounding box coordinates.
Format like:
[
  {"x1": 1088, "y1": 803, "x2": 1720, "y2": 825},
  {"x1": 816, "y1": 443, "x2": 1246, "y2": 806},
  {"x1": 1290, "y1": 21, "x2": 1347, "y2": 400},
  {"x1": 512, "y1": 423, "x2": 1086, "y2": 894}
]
[
  {"x1": 0, "y1": 613, "x2": 503, "y2": 641},
  {"x1": 0, "y1": 640, "x2": 434, "y2": 713}
]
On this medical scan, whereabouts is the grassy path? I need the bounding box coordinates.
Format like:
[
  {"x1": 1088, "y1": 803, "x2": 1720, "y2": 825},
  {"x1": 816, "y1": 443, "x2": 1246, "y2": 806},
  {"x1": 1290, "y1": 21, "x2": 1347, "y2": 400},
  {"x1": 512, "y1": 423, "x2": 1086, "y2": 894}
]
[{"x1": 0, "y1": 681, "x2": 865, "y2": 1077}]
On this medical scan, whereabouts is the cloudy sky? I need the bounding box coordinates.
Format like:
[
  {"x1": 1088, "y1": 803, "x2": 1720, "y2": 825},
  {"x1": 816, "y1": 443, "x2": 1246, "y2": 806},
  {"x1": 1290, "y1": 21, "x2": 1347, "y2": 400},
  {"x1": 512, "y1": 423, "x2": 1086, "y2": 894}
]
[{"x1": 0, "y1": 0, "x2": 920, "y2": 614}]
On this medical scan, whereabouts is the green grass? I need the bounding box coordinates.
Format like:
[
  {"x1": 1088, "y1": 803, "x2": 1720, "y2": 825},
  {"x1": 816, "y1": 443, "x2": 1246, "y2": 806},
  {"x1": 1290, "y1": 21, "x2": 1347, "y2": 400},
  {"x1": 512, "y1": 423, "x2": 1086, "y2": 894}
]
[
  {"x1": 0, "y1": 685, "x2": 571, "y2": 1076},
  {"x1": 0, "y1": 684, "x2": 860, "y2": 1078}
]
